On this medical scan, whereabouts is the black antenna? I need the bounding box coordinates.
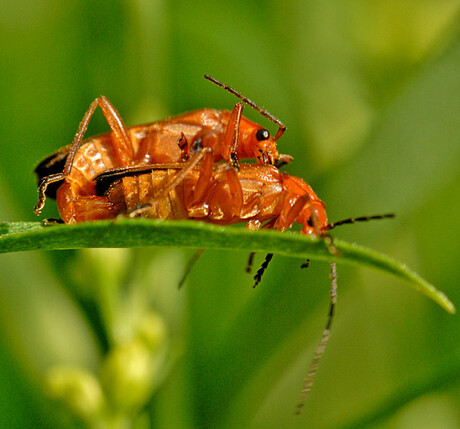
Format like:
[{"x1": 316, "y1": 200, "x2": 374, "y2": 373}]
[
  {"x1": 324, "y1": 214, "x2": 395, "y2": 232},
  {"x1": 204, "y1": 74, "x2": 286, "y2": 141}
]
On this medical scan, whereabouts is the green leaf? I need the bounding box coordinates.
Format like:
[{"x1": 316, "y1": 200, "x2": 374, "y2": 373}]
[{"x1": 0, "y1": 220, "x2": 454, "y2": 314}]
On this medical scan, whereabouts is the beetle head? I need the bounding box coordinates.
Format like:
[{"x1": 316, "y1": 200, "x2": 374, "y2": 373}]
[{"x1": 251, "y1": 126, "x2": 280, "y2": 164}]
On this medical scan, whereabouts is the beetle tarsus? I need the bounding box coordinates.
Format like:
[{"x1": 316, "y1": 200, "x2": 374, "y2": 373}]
[
  {"x1": 246, "y1": 252, "x2": 256, "y2": 273},
  {"x1": 300, "y1": 259, "x2": 310, "y2": 269},
  {"x1": 252, "y1": 253, "x2": 274, "y2": 288}
]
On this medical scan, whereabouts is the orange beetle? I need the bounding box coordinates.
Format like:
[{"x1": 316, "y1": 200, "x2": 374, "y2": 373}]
[
  {"x1": 35, "y1": 75, "x2": 292, "y2": 217},
  {"x1": 66, "y1": 149, "x2": 328, "y2": 231}
]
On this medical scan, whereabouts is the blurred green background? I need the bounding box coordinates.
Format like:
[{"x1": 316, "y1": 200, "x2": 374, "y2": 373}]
[{"x1": 0, "y1": 1, "x2": 459, "y2": 428}]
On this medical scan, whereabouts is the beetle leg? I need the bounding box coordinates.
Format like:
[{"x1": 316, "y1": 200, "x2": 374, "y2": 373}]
[
  {"x1": 35, "y1": 97, "x2": 134, "y2": 215},
  {"x1": 249, "y1": 218, "x2": 277, "y2": 286},
  {"x1": 177, "y1": 249, "x2": 205, "y2": 289},
  {"x1": 251, "y1": 192, "x2": 308, "y2": 287},
  {"x1": 225, "y1": 167, "x2": 244, "y2": 215},
  {"x1": 64, "y1": 97, "x2": 134, "y2": 177},
  {"x1": 35, "y1": 173, "x2": 66, "y2": 215},
  {"x1": 127, "y1": 148, "x2": 213, "y2": 218},
  {"x1": 187, "y1": 148, "x2": 214, "y2": 208},
  {"x1": 246, "y1": 252, "x2": 256, "y2": 273},
  {"x1": 275, "y1": 194, "x2": 309, "y2": 231},
  {"x1": 275, "y1": 154, "x2": 294, "y2": 169},
  {"x1": 252, "y1": 253, "x2": 274, "y2": 288},
  {"x1": 301, "y1": 259, "x2": 310, "y2": 269},
  {"x1": 224, "y1": 102, "x2": 244, "y2": 169}
]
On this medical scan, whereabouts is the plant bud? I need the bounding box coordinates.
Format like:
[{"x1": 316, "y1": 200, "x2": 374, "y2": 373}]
[{"x1": 45, "y1": 365, "x2": 104, "y2": 420}]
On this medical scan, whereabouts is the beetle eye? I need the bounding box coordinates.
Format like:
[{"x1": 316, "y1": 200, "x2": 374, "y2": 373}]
[{"x1": 255, "y1": 128, "x2": 270, "y2": 141}]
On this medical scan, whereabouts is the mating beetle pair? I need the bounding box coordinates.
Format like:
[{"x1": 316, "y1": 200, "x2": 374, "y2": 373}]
[{"x1": 34, "y1": 75, "x2": 393, "y2": 413}]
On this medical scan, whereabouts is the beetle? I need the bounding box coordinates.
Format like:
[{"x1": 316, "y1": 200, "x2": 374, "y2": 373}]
[
  {"x1": 93, "y1": 149, "x2": 326, "y2": 230},
  {"x1": 34, "y1": 75, "x2": 292, "y2": 218}
]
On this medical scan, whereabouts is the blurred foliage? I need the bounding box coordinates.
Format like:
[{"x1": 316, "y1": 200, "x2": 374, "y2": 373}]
[{"x1": 0, "y1": 0, "x2": 459, "y2": 428}]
